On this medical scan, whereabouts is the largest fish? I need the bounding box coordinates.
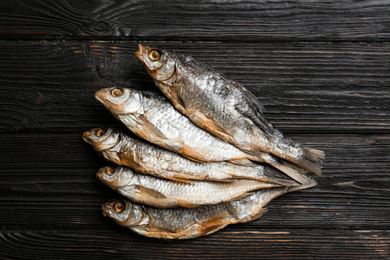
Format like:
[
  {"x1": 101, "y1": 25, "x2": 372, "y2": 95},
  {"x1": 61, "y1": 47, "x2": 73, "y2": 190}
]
[{"x1": 135, "y1": 45, "x2": 325, "y2": 175}]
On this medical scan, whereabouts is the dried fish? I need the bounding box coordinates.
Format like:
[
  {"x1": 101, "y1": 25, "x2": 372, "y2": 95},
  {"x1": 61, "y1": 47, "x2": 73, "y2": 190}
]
[
  {"x1": 97, "y1": 166, "x2": 282, "y2": 208},
  {"x1": 135, "y1": 45, "x2": 325, "y2": 176},
  {"x1": 83, "y1": 127, "x2": 301, "y2": 185},
  {"x1": 102, "y1": 182, "x2": 316, "y2": 239},
  {"x1": 95, "y1": 87, "x2": 307, "y2": 183}
]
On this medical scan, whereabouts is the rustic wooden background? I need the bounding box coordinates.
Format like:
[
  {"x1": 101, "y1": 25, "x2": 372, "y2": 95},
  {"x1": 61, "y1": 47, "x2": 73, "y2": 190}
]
[{"x1": 1, "y1": 0, "x2": 389, "y2": 259}]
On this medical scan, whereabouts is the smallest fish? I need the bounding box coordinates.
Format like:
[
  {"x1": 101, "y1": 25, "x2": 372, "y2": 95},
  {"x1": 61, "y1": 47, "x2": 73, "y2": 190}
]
[{"x1": 97, "y1": 166, "x2": 281, "y2": 208}]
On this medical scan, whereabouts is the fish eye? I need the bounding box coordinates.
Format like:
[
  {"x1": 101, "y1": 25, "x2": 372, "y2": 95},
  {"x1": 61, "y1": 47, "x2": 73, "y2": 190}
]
[
  {"x1": 95, "y1": 128, "x2": 106, "y2": 137},
  {"x1": 106, "y1": 166, "x2": 116, "y2": 175},
  {"x1": 110, "y1": 88, "x2": 124, "y2": 97},
  {"x1": 149, "y1": 49, "x2": 161, "y2": 61},
  {"x1": 114, "y1": 201, "x2": 126, "y2": 213}
]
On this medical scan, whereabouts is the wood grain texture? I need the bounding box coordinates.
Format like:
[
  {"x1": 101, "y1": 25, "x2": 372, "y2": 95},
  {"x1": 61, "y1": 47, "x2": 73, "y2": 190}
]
[
  {"x1": 0, "y1": 230, "x2": 389, "y2": 259},
  {"x1": 1, "y1": 41, "x2": 390, "y2": 134},
  {"x1": 1, "y1": 0, "x2": 390, "y2": 258},
  {"x1": 1, "y1": 0, "x2": 390, "y2": 41}
]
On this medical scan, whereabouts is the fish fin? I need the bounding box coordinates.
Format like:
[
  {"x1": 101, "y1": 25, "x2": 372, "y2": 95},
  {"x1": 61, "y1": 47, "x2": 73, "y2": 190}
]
[
  {"x1": 262, "y1": 166, "x2": 302, "y2": 187},
  {"x1": 227, "y1": 190, "x2": 260, "y2": 203},
  {"x1": 290, "y1": 147, "x2": 325, "y2": 175},
  {"x1": 272, "y1": 163, "x2": 312, "y2": 185},
  {"x1": 249, "y1": 208, "x2": 268, "y2": 222},
  {"x1": 193, "y1": 111, "x2": 237, "y2": 145},
  {"x1": 117, "y1": 150, "x2": 142, "y2": 169},
  {"x1": 228, "y1": 158, "x2": 254, "y2": 167},
  {"x1": 261, "y1": 153, "x2": 312, "y2": 185},
  {"x1": 168, "y1": 176, "x2": 197, "y2": 184},
  {"x1": 287, "y1": 178, "x2": 318, "y2": 193},
  {"x1": 134, "y1": 185, "x2": 167, "y2": 199},
  {"x1": 176, "y1": 95, "x2": 186, "y2": 110},
  {"x1": 180, "y1": 144, "x2": 208, "y2": 163},
  {"x1": 160, "y1": 82, "x2": 187, "y2": 111},
  {"x1": 177, "y1": 199, "x2": 199, "y2": 208},
  {"x1": 234, "y1": 82, "x2": 276, "y2": 137},
  {"x1": 136, "y1": 115, "x2": 168, "y2": 140},
  {"x1": 198, "y1": 212, "x2": 231, "y2": 237}
]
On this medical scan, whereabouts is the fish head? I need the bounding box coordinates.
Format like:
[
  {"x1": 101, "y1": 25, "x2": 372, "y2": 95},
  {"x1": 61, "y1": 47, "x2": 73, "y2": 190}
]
[
  {"x1": 82, "y1": 127, "x2": 121, "y2": 151},
  {"x1": 134, "y1": 44, "x2": 177, "y2": 83},
  {"x1": 95, "y1": 87, "x2": 144, "y2": 116},
  {"x1": 96, "y1": 166, "x2": 135, "y2": 188},
  {"x1": 102, "y1": 199, "x2": 145, "y2": 227}
]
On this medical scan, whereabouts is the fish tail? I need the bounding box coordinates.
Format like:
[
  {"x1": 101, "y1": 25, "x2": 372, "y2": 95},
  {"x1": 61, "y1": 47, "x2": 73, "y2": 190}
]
[
  {"x1": 262, "y1": 167, "x2": 301, "y2": 187},
  {"x1": 260, "y1": 153, "x2": 312, "y2": 185},
  {"x1": 289, "y1": 147, "x2": 325, "y2": 176},
  {"x1": 286, "y1": 178, "x2": 318, "y2": 193}
]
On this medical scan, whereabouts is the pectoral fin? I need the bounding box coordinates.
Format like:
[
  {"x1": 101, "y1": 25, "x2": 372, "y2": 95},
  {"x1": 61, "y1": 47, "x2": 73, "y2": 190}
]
[
  {"x1": 198, "y1": 212, "x2": 231, "y2": 237},
  {"x1": 117, "y1": 150, "x2": 142, "y2": 169},
  {"x1": 180, "y1": 144, "x2": 208, "y2": 163},
  {"x1": 137, "y1": 115, "x2": 168, "y2": 140},
  {"x1": 168, "y1": 176, "x2": 197, "y2": 184},
  {"x1": 134, "y1": 185, "x2": 167, "y2": 199}
]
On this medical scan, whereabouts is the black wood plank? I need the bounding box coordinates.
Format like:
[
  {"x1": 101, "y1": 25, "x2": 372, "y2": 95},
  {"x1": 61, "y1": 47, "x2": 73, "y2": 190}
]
[
  {"x1": 1, "y1": 41, "x2": 390, "y2": 134},
  {"x1": 1, "y1": 133, "x2": 389, "y2": 230},
  {"x1": 0, "y1": 230, "x2": 388, "y2": 259},
  {"x1": 1, "y1": 0, "x2": 390, "y2": 42}
]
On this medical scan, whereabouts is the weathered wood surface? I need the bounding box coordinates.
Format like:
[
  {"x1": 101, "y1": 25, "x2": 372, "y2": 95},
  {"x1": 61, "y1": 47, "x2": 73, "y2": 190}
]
[
  {"x1": 1, "y1": 0, "x2": 390, "y2": 41},
  {"x1": 1, "y1": 230, "x2": 389, "y2": 259},
  {"x1": 1, "y1": 41, "x2": 390, "y2": 134},
  {"x1": 0, "y1": 0, "x2": 389, "y2": 259}
]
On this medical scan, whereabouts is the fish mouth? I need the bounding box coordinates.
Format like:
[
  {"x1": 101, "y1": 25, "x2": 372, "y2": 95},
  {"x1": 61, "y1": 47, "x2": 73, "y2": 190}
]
[
  {"x1": 95, "y1": 91, "x2": 111, "y2": 110},
  {"x1": 133, "y1": 44, "x2": 143, "y2": 60},
  {"x1": 82, "y1": 130, "x2": 93, "y2": 144},
  {"x1": 94, "y1": 91, "x2": 105, "y2": 104},
  {"x1": 96, "y1": 167, "x2": 105, "y2": 180},
  {"x1": 101, "y1": 203, "x2": 111, "y2": 218},
  {"x1": 134, "y1": 44, "x2": 151, "y2": 64}
]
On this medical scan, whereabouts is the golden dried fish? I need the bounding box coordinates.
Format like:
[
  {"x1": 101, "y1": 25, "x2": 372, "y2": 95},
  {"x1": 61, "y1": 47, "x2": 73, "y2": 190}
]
[
  {"x1": 102, "y1": 182, "x2": 316, "y2": 239},
  {"x1": 135, "y1": 45, "x2": 325, "y2": 176},
  {"x1": 97, "y1": 166, "x2": 282, "y2": 208},
  {"x1": 83, "y1": 127, "x2": 302, "y2": 185},
  {"x1": 95, "y1": 87, "x2": 307, "y2": 183}
]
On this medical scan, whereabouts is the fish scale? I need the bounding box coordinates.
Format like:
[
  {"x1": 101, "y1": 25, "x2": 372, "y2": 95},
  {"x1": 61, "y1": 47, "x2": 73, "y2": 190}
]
[{"x1": 141, "y1": 94, "x2": 252, "y2": 161}]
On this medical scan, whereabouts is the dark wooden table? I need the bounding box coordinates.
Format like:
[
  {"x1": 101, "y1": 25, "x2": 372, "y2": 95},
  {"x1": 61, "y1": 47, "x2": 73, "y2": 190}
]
[{"x1": 1, "y1": 1, "x2": 389, "y2": 259}]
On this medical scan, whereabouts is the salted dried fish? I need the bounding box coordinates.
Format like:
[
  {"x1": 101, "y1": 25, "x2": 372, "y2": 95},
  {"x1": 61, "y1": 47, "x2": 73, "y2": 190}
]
[
  {"x1": 102, "y1": 182, "x2": 316, "y2": 239},
  {"x1": 83, "y1": 127, "x2": 301, "y2": 185},
  {"x1": 97, "y1": 166, "x2": 282, "y2": 208},
  {"x1": 95, "y1": 87, "x2": 307, "y2": 182},
  {"x1": 135, "y1": 45, "x2": 325, "y2": 176}
]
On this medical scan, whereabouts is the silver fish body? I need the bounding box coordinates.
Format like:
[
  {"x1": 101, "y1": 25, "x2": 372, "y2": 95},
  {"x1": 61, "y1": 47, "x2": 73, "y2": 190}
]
[
  {"x1": 97, "y1": 166, "x2": 281, "y2": 208},
  {"x1": 135, "y1": 45, "x2": 325, "y2": 176},
  {"x1": 95, "y1": 87, "x2": 257, "y2": 165},
  {"x1": 82, "y1": 127, "x2": 298, "y2": 185},
  {"x1": 102, "y1": 183, "x2": 316, "y2": 240}
]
